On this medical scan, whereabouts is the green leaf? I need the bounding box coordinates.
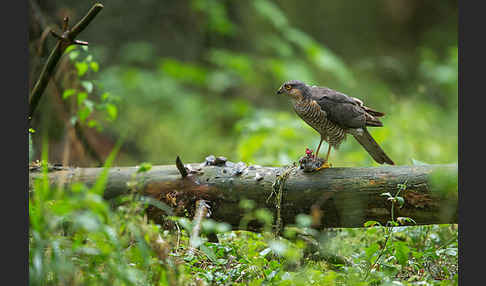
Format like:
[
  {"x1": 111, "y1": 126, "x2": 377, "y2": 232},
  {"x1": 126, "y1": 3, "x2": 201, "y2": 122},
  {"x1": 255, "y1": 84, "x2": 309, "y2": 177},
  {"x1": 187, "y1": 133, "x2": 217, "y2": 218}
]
[
  {"x1": 295, "y1": 214, "x2": 312, "y2": 228},
  {"x1": 137, "y1": 196, "x2": 173, "y2": 215},
  {"x1": 106, "y1": 103, "x2": 118, "y2": 121},
  {"x1": 200, "y1": 244, "x2": 217, "y2": 262},
  {"x1": 215, "y1": 222, "x2": 231, "y2": 233},
  {"x1": 364, "y1": 220, "x2": 382, "y2": 227},
  {"x1": 397, "y1": 183, "x2": 407, "y2": 191},
  {"x1": 201, "y1": 220, "x2": 217, "y2": 233},
  {"x1": 388, "y1": 221, "x2": 399, "y2": 227},
  {"x1": 62, "y1": 89, "x2": 76, "y2": 99},
  {"x1": 73, "y1": 212, "x2": 100, "y2": 232},
  {"x1": 81, "y1": 81, "x2": 94, "y2": 93},
  {"x1": 69, "y1": 50, "x2": 80, "y2": 60},
  {"x1": 259, "y1": 248, "x2": 272, "y2": 257},
  {"x1": 365, "y1": 242, "x2": 380, "y2": 262},
  {"x1": 268, "y1": 240, "x2": 287, "y2": 256},
  {"x1": 90, "y1": 140, "x2": 122, "y2": 195},
  {"x1": 101, "y1": 92, "x2": 110, "y2": 101},
  {"x1": 438, "y1": 247, "x2": 458, "y2": 257},
  {"x1": 396, "y1": 196, "x2": 405, "y2": 208},
  {"x1": 239, "y1": 199, "x2": 255, "y2": 210},
  {"x1": 394, "y1": 242, "x2": 410, "y2": 266},
  {"x1": 253, "y1": 0, "x2": 289, "y2": 29},
  {"x1": 380, "y1": 192, "x2": 392, "y2": 198},
  {"x1": 77, "y1": 92, "x2": 88, "y2": 106},
  {"x1": 78, "y1": 107, "x2": 91, "y2": 123},
  {"x1": 254, "y1": 209, "x2": 273, "y2": 226},
  {"x1": 396, "y1": 217, "x2": 416, "y2": 225},
  {"x1": 90, "y1": 62, "x2": 99, "y2": 72},
  {"x1": 87, "y1": 120, "x2": 101, "y2": 130},
  {"x1": 84, "y1": 99, "x2": 94, "y2": 111},
  {"x1": 137, "y1": 162, "x2": 152, "y2": 173},
  {"x1": 65, "y1": 45, "x2": 77, "y2": 54},
  {"x1": 75, "y1": 61, "x2": 88, "y2": 76}
]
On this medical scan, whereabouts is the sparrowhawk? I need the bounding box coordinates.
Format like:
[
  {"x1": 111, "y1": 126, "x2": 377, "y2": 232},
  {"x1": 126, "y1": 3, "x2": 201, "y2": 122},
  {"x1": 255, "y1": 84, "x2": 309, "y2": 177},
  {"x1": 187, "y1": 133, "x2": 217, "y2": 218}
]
[{"x1": 276, "y1": 80, "x2": 394, "y2": 169}]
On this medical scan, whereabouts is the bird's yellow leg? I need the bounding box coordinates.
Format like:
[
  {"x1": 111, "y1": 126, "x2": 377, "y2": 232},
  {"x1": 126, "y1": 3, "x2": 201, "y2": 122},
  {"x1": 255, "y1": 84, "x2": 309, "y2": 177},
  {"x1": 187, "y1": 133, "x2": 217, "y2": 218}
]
[
  {"x1": 325, "y1": 144, "x2": 332, "y2": 163},
  {"x1": 314, "y1": 138, "x2": 323, "y2": 158},
  {"x1": 315, "y1": 145, "x2": 332, "y2": 171}
]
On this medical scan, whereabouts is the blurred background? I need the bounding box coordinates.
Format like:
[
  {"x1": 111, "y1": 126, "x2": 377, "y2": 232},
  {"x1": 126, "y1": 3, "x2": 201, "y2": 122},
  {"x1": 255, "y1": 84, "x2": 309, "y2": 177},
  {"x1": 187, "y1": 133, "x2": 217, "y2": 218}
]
[{"x1": 28, "y1": 0, "x2": 457, "y2": 167}]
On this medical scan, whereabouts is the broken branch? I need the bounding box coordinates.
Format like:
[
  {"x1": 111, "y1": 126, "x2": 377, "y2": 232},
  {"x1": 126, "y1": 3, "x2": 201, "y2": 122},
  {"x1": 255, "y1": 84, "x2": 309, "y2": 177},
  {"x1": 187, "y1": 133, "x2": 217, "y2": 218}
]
[
  {"x1": 189, "y1": 200, "x2": 211, "y2": 249},
  {"x1": 29, "y1": 3, "x2": 104, "y2": 120}
]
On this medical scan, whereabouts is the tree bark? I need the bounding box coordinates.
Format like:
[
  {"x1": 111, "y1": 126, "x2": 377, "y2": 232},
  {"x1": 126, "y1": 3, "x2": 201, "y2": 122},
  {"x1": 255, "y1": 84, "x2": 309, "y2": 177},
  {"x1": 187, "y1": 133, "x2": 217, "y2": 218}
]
[
  {"x1": 28, "y1": 3, "x2": 103, "y2": 120},
  {"x1": 29, "y1": 161, "x2": 458, "y2": 230}
]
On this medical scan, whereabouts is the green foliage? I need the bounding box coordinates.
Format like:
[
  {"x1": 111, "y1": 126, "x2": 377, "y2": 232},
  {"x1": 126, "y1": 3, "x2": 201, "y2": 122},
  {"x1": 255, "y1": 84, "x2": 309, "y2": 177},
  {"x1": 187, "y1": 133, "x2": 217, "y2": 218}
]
[
  {"x1": 191, "y1": 0, "x2": 236, "y2": 36},
  {"x1": 235, "y1": 110, "x2": 313, "y2": 165},
  {"x1": 29, "y1": 147, "x2": 175, "y2": 285},
  {"x1": 253, "y1": 0, "x2": 356, "y2": 86},
  {"x1": 63, "y1": 45, "x2": 119, "y2": 130},
  {"x1": 418, "y1": 46, "x2": 458, "y2": 108}
]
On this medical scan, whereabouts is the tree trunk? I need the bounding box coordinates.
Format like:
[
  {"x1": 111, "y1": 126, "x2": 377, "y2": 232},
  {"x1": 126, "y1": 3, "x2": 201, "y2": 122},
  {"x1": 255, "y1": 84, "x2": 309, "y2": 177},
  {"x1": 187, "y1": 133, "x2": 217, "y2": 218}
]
[{"x1": 29, "y1": 160, "x2": 458, "y2": 230}]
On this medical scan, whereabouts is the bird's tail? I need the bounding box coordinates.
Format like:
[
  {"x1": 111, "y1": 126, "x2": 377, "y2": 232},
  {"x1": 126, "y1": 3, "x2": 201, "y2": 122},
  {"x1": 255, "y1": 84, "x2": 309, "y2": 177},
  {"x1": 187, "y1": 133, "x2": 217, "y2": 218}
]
[
  {"x1": 363, "y1": 106, "x2": 385, "y2": 117},
  {"x1": 352, "y1": 128, "x2": 394, "y2": 165}
]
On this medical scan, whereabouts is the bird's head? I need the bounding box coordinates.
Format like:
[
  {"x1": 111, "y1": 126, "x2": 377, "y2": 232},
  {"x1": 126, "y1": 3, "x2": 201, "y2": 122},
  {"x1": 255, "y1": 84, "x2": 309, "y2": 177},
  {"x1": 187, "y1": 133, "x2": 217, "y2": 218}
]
[{"x1": 276, "y1": 80, "x2": 312, "y2": 100}]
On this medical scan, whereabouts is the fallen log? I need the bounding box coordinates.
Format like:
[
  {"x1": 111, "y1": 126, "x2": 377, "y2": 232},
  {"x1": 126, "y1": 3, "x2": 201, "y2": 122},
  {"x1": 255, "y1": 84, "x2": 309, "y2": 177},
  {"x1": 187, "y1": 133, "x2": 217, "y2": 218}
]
[{"x1": 29, "y1": 158, "x2": 458, "y2": 230}]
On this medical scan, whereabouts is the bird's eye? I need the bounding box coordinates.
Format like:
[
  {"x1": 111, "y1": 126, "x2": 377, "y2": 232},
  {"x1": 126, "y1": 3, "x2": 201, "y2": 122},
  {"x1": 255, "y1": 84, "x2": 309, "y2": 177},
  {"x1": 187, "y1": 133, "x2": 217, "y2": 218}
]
[{"x1": 285, "y1": 84, "x2": 292, "y2": 90}]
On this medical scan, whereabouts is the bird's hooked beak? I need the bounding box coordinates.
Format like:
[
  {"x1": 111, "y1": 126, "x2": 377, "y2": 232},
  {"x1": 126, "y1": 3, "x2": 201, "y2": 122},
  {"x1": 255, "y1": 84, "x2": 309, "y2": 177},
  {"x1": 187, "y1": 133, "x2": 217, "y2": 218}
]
[{"x1": 276, "y1": 86, "x2": 285, "y2": 94}]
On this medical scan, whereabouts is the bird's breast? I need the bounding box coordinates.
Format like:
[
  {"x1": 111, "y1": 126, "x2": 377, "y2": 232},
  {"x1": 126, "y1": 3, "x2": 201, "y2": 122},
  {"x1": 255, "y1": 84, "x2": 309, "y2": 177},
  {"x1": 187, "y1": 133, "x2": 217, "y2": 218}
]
[
  {"x1": 292, "y1": 99, "x2": 347, "y2": 147},
  {"x1": 292, "y1": 99, "x2": 328, "y2": 133}
]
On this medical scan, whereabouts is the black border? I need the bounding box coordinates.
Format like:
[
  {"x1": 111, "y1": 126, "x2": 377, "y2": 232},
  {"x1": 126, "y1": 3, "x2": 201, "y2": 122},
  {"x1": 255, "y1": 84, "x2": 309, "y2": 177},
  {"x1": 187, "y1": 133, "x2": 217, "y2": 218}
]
[
  {"x1": 458, "y1": 0, "x2": 484, "y2": 285},
  {"x1": 6, "y1": 0, "x2": 29, "y2": 285}
]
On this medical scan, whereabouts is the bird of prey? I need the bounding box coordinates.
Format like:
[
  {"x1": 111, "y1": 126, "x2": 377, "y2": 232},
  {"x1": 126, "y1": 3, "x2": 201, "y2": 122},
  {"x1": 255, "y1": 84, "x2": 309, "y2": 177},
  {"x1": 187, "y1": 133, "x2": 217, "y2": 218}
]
[{"x1": 276, "y1": 80, "x2": 394, "y2": 169}]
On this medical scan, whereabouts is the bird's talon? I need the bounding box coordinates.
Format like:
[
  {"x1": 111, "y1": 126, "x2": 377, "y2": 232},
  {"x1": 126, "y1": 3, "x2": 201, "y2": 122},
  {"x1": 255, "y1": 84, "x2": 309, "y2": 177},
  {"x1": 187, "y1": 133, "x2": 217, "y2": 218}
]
[{"x1": 315, "y1": 162, "x2": 332, "y2": 171}]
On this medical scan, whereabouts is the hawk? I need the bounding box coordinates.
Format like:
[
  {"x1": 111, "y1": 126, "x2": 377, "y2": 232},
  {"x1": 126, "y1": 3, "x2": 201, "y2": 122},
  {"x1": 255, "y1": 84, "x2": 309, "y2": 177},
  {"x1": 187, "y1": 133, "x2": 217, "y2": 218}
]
[{"x1": 276, "y1": 80, "x2": 394, "y2": 169}]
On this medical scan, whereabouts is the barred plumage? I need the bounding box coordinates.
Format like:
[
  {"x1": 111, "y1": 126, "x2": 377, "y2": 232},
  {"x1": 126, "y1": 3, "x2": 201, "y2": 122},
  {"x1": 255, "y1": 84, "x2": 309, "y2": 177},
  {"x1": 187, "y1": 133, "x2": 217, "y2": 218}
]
[{"x1": 293, "y1": 98, "x2": 347, "y2": 149}]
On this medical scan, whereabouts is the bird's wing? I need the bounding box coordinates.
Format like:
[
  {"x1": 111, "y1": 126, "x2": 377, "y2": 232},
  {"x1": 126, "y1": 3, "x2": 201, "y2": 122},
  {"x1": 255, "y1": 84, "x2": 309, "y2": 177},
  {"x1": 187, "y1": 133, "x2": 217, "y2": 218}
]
[
  {"x1": 309, "y1": 86, "x2": 366, "y2": 128},
  {"x1": 310, "y1": 86, "x2": 384, "y2": 128},
  {"x1": 310, "y1": 86, "x2": 358, "y2": 104}
]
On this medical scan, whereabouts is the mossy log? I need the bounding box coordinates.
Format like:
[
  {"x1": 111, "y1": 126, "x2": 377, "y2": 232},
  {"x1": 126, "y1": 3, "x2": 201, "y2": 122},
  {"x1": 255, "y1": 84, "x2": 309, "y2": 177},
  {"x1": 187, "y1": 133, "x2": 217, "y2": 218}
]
[{"x1": 29, "y1": 159, "x2": 457, "y2": 230}]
